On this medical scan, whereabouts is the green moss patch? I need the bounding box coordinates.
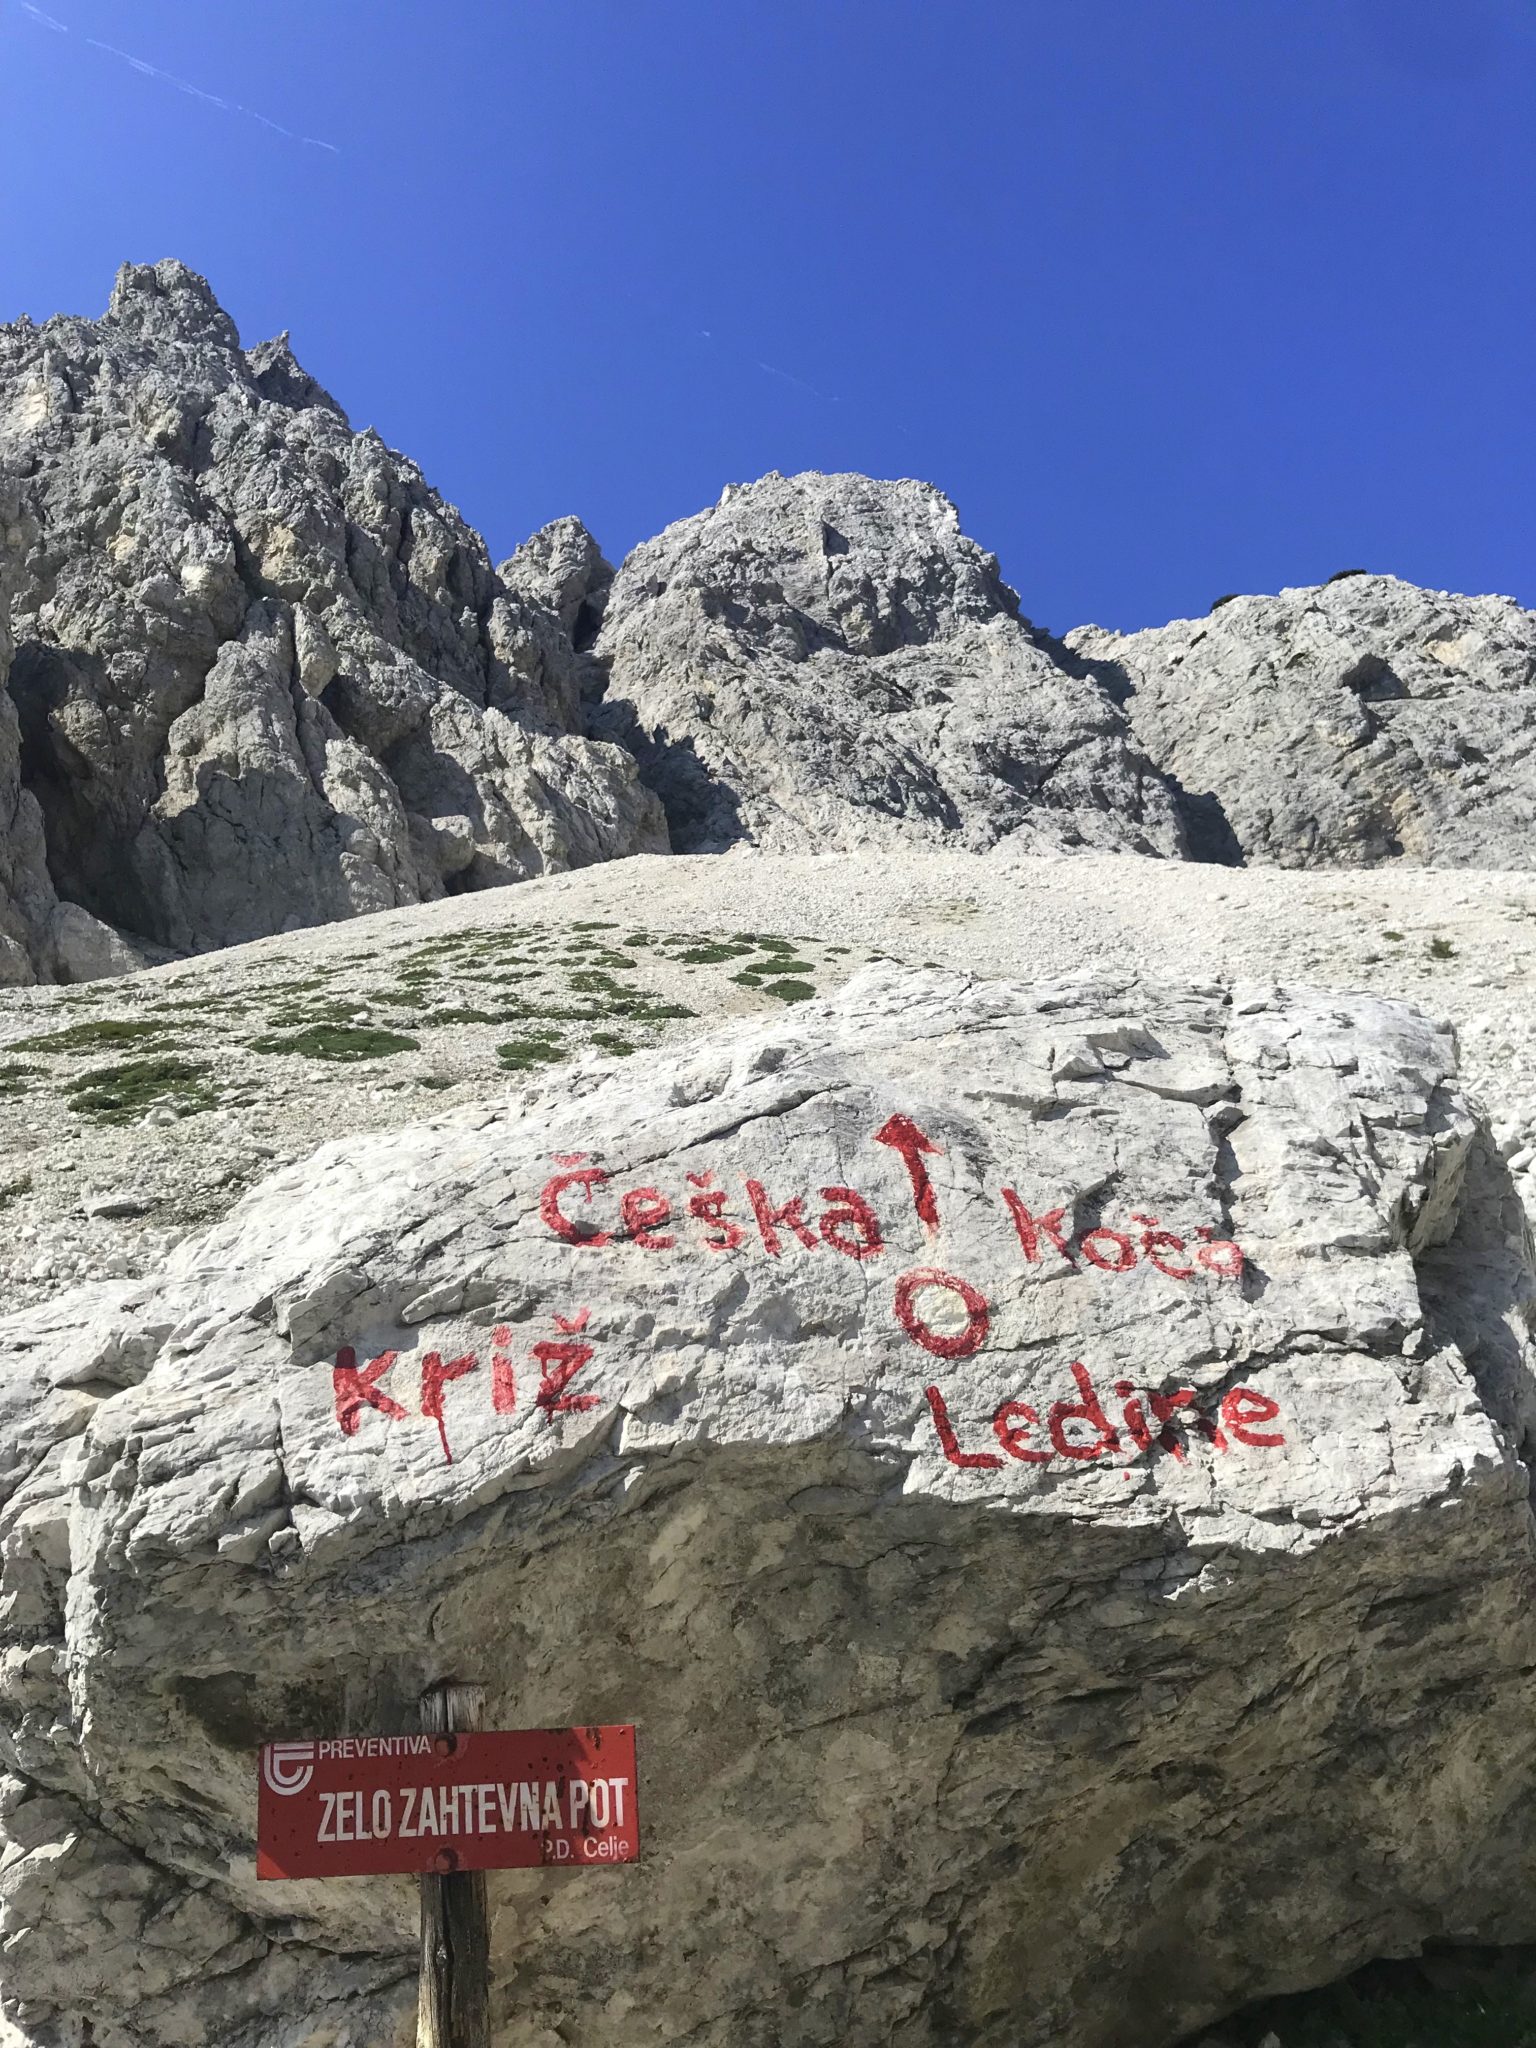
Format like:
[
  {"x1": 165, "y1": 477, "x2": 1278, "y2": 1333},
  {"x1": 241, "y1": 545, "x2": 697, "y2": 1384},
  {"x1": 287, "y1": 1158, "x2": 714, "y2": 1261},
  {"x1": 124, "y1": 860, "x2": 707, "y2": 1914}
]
[
  {"x1": 567, "y1": 969, "x2": 631, "y2": 998},
  {"x1": 8, "y1": 1018, "x2": 166, "y2": 1055},
  {"x1": 764, "y1": 979, "x2": 816, "y2": 1004},
  {"x1": 496, "y1": 1035, "x2": 566, "y2": 1071},
  {"x1": 406, "y1": 936, "x2": 477, "y2": 953},
  {"x1": 676, "y1": 942, "x2": 755, "y2": 964},
  {"x1": 267, "y1": 999, "x2": 372, "y2": 1029},
  {"x1": 585, "y1": 994, "x2": 695, "y2": 1022},
  {"x1": 492, "y1": 998, "x2": 606, "y2": 1025},
  {"x1": 151, "y1": 994, "x2": 243, "y2": 1015},
  {"x1": 558, "y1": 969, "x2": 694, "y2": 1022},
  {"x1": 258, "y1": 975, "x2": 327, "y2": 997},
  {"x1": 590, "y1": 1031, "x2": 636, "y2": 1057},
  {"x1": 248, "y1": 1025, "x2": 419, "y2": 1061},
  {"x1": 421, "y1": 1005, "x2": 505, "y2": 1026},
  {"x1": 0, "y1": 1064, "x2": 36, "y2": 1096},
  {"x1": 66, "y1": 1055, "x2": 214, "y2": 1124},
  {"x1": 734, "y1": 932, "x2": 817, "y2": 955}
]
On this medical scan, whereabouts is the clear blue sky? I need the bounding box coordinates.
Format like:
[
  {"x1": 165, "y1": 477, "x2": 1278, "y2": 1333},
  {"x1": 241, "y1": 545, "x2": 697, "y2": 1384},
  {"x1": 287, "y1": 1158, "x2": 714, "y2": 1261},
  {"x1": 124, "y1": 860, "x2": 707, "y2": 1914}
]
[{"x1": 2, "y1": 0, "x2": 1532, "y2": 633}]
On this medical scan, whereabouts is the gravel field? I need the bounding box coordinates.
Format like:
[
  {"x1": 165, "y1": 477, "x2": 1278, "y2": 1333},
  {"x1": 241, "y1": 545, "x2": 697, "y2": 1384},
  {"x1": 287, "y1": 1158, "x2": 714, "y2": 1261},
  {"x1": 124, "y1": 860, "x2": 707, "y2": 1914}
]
[{"x1": 2, "y1": 846, "x2": 1534, "y2": 1311}]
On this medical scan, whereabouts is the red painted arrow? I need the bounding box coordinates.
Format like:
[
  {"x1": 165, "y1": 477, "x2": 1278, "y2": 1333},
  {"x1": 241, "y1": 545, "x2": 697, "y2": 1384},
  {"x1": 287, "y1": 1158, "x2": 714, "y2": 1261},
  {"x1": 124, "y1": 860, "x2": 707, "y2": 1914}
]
[{"x1": 872, "y1": 1113, "x2": 944, "y2": 1235}]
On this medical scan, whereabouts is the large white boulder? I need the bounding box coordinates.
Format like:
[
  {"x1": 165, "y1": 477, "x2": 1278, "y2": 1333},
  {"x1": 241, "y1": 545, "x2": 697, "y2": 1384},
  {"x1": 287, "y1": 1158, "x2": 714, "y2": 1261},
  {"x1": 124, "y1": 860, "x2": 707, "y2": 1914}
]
[{"x1": 0, "y1": 966, "x2": 1534, "y2": 2046}]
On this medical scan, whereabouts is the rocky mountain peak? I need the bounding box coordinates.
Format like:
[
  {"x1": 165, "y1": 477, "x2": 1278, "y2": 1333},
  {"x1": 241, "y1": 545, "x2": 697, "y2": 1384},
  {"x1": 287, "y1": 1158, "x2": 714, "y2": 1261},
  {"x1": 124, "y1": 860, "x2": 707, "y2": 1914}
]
[
  {"x1": 498, "y1": 514, "x2": 614, "y2": 644},
  {"x1": 591, "y1": 467, "x2": 1185, "y2": 857},
  {"x1": 243, "y1": 331, "x2": 348, "y2": 419},
  {"x1": 0, "y1": 260, "x2": 664, "y2": 979},
  {"x1": 104, "y1": 257, "x2": 242, "y2": 348},
  {"x1": 3, "y1": 258, "x2": 1536, "y2": 985},
  {"x1": 614, "y1": 468, "x2": 1023, "y2": 663},
  {"x1": 1068, "y1": 568, "x2": 1536, "y2": 868}
]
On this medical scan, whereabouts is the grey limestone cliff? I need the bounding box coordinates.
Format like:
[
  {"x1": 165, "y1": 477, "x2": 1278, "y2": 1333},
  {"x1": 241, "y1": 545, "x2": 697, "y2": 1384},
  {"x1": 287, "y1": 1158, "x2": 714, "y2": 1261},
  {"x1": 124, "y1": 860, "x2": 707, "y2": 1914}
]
[
  {"x1": 498, "y1": 513, "x2": 614, "y2": 645},
  {"x1": 0, "y1": 260, "x2": 665, "y2": 974},
  {"x1": 590, "y1": 470, "x2": 1192, "y2": 859},
  {"x1": 0, "y1": 486, "x2": 149, "y2": 983},
  {"x1": 1068, "y1": 573, "x2": 1536, "y2": 869}
]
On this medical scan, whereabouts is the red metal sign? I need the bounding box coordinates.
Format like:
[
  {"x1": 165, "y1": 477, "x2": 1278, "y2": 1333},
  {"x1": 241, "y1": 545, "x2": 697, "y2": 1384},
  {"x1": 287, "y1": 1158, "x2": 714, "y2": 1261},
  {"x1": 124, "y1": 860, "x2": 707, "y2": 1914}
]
[{"x1": 256, "y1": 1724, "x2": 639, "y2": 1879}]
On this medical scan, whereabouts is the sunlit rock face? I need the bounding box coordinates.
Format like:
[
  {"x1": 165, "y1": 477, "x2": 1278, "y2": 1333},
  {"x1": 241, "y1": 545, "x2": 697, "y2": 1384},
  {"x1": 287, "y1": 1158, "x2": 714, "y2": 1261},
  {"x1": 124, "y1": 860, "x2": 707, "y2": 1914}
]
[
  {"x1": 0, "y1": 491, "x2": 138, "y2": 986},
  {"x1": 0, "y1": 490, "x2": 53, "y2": 984},
  {"x1": 590, "y1": 470, "x2": 1190, "y2": 859},
  {"x1": 1068, "y1": 574, "x2": 1536, "y2": 869},
  {"x1": 2, "y1": 965, "x2": 1535, "y2": 2047},
  {"x1": 0, "y1": 260, "x2": 665, "y2": 966}
]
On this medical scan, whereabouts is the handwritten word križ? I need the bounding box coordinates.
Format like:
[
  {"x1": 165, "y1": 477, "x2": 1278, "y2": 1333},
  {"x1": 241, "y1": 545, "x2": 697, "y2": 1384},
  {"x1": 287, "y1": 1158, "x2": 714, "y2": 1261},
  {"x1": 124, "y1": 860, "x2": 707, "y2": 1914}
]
[{"x1": 334, "y1": 1310, "x2": 599, "y2": 1465}]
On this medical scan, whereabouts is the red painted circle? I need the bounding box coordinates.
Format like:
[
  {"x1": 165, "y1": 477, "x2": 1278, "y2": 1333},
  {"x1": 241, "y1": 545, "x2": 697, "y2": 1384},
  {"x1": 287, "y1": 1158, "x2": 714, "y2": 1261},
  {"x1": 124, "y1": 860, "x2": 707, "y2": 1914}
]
[{"x1": 893, "y1": 1267, "x2": 991, "y2": 1359}]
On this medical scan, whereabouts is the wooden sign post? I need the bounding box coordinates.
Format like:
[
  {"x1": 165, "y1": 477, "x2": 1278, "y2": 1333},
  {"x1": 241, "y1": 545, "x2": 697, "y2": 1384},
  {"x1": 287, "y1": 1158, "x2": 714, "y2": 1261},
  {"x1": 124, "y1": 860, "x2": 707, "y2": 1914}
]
[
  {"x1": 257, "y1": 1709, "x2": 639, "y2": 2045},
  {"x1": 418, "y1": 1681, "x2": 490, "y2": 2048}
]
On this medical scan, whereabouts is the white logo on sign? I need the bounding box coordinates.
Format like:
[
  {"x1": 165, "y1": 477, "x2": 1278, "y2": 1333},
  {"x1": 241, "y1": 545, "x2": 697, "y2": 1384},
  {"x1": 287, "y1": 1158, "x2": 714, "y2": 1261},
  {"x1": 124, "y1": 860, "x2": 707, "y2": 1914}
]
[{"x1": 262, "y1": 1742, "x2": 316, "y2": 1796}]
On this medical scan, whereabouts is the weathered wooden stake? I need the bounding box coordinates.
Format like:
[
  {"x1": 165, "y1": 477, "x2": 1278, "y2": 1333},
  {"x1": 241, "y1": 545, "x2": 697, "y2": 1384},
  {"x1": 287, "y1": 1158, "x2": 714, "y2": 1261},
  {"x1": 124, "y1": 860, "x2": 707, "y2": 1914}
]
[{"x1": 418, "y1": 1681, "x2": 490, "y2": 2048}]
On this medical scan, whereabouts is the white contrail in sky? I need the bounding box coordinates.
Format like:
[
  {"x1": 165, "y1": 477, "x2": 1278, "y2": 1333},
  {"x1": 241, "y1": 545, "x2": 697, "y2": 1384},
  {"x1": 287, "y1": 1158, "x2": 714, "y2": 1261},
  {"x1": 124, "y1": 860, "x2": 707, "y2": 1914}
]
[
  {"x1": 755, "y1": 359, "x2": 841, "y2": 403},
  {"x1": 695, "y1": 329, "x2": 840, "y2": 404},
  {"x1": 15, "y1": 1, "x2": 340, "y2": 153}
]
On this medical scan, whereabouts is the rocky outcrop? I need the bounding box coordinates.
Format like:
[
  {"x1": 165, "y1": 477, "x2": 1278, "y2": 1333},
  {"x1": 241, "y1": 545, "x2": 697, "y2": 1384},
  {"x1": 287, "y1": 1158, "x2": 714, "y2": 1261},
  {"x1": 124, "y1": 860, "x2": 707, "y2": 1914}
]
[
  {"x1": 1068, "y1": 574, "x2": 1536, "y2": 868},
  {"x1": 0, "y1": 492, "x2": 51, "y2": 984},
  {"x1": 593, "y1": 478, "x2": 1536, "y2": 872},
  {"x1": 591, "y1": 471, "x2": 1189, "y2": 857},
  {"x1": 10, "y1": 245, "x2": 1534, "y2": 945},
  {"x1": 0, "y1": 261, "x2": 666, "y2": 964},
  {"x1": 498, "y1": 516, "x2": 613, "y2": 646},
  {"x1": 2, "y1": 964, "x2": 1535, "y2": 2048},
  {"x1": 0, "y1": 490, "x2": 153, "y2": 983}
]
